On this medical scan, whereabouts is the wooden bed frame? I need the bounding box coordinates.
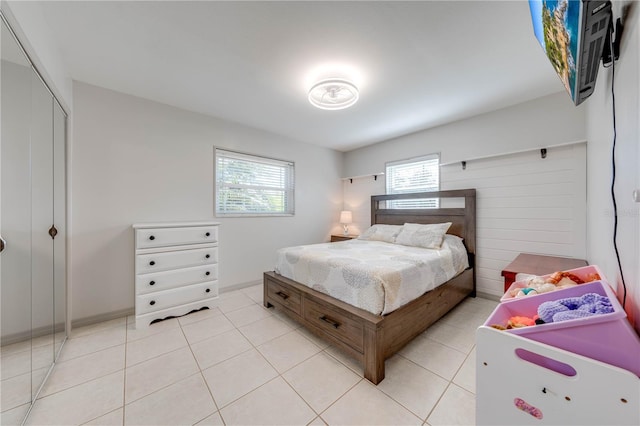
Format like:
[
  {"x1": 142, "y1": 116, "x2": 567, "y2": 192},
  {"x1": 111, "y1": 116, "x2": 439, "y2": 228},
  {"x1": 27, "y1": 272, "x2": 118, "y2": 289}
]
[{"x1": 263, "y1": 189, "x2": 476, "y2": 384}]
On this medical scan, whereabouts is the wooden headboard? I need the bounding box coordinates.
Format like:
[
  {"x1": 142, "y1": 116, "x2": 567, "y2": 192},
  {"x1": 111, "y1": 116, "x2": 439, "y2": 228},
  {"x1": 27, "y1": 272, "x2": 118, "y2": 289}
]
[{"x1": 371, "y1": 189, "x2": 476, "y2": 256}]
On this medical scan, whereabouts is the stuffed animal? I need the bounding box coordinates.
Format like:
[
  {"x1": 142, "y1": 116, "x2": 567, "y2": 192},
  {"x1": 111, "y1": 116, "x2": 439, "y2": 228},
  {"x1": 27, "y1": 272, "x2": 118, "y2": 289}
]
[
  {"x1": 506, "y1": 315, "x2": 536, "y2": 328},
  {"x1": 509, "y1": 270, "x2": 601, "y2": 298},
  {"x1": 537, "y1": 293, "x2": 613, "y2": 323}
]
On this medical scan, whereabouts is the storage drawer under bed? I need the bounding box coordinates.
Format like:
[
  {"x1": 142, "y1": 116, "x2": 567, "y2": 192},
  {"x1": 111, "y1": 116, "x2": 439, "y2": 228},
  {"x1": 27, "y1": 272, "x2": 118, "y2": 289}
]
[
  {"x1": 303, "y1": 298, "x2": 364, "y2": 352},
  {"x1": 265, "y1": 277, "x2": 302, "y2": 315}
]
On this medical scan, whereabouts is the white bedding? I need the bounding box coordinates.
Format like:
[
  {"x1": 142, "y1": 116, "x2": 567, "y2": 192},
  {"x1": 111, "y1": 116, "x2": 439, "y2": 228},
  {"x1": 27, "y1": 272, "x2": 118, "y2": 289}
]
[{"x1": 274, "y1": 235, "x2": 469, "y2": 315}]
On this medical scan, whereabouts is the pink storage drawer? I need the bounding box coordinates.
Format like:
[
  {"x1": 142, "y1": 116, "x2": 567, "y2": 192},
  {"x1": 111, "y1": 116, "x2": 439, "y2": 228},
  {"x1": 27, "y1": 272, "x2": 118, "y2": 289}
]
[
  {"x1": 485, "y1": 281, "x2": 640, "y2": 377},
  {"x1": 501, "y1": 264, "x2": 606, "y2": 302}
]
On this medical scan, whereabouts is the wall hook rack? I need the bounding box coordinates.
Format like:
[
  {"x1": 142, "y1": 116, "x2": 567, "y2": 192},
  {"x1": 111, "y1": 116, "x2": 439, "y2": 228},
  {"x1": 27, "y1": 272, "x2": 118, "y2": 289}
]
[{"x1": 541, "y1": 148, "x2": 547, "y2": 159}]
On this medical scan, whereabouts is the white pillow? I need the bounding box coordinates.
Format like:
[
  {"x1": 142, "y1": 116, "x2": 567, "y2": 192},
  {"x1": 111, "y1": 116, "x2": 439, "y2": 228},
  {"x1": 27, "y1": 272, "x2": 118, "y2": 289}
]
[
  {"x1": 395, "y1": 222, "x2": 452, "y2": 249},
  {"x1": 357, "y1": 224, "x2": 403, "y2": 243}
]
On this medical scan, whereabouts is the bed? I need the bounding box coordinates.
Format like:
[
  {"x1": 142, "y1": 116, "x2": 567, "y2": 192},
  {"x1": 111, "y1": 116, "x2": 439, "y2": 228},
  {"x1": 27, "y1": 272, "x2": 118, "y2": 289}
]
[{"x1": 263, "y1": 189, "x2": 476, "y2": 384}]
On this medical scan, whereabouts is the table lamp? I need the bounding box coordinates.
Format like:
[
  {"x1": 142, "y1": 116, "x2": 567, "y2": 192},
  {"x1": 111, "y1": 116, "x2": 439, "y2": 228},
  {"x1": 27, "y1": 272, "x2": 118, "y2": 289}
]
[{"x1": 339, "y1": 210, "x2": 353, "y2": 236}]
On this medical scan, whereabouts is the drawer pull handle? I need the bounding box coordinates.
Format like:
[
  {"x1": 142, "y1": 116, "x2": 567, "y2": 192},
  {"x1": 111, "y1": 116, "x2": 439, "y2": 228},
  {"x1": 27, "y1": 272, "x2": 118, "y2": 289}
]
[
  {"x1": 149, "y1": 235, "x2": 155, "y2": 241},
  {"x1": 149, "y1": 261, "x2": 155, "y2": 266},
  {"x1": 275, "y1": 291, "x2": 289, "y2": 300},
  {"x1": 205, "y1": 254, "x2": 210, "y2": 259},
  {"x1": 206, "y1": 288, "x2": 210, "y2": 293},
  {"x1": 205, "y1": 271, "x2": 211, "y2": 276},
  {"x1": 205, "y1": 232, "x2": 211, "y2": 237},
  {"x1": 149, "y1": 281, "x2": 156, "y2": 286},
  {"x1": 320, "y1": 315, "x2": 340, "y2": 329},
  {"x1": 150, "y1": 300, "x2": 156, "y2": 306}
]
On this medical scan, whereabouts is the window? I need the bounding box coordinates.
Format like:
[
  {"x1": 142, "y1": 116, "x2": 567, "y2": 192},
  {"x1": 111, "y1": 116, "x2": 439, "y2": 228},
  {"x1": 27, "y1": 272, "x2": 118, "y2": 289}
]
[
  {"x1": 385, "y1": 154, "x2": 440, "y2": 208},
  {"x1": 215, "y1": 149, "x2": 294, "y2": 216}
]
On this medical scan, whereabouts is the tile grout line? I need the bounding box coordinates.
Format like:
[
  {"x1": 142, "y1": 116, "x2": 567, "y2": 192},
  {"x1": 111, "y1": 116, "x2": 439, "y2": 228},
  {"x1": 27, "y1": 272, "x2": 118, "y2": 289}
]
[
  {"x1": 121, "y1": 318, "x2": 129, "y2": 425},
  {"x1": 177, "y1": 313, "x2": 223, "y2": 424},
  {"x1": 207, "y1": 292, "x2": 371, "y2": 423},
  {"x1": 213, "y1": 297, "x2": 320, "y2": 416},
  {"x1": 30, "y1": 289, "x2": 489, "y2": 425}
]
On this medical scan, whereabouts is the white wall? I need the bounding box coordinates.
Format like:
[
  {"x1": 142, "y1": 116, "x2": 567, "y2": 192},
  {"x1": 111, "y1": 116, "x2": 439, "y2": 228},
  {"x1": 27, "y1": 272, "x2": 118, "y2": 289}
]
[
  {"x1": 71, "y1": 82, "x2": 343, "y2": 323},
  {"x1": 586, "y1": 1, "x2": 639, "y2": 333},
  {"x1": 344, "y1": 92, "x2": 586, "y2": 178},
  {"x1": 441, "y1": 143, "x2": 587, "y2": 297},
  {"x1": 2, "y1": 1, "x2": 72, "y2": 110}
]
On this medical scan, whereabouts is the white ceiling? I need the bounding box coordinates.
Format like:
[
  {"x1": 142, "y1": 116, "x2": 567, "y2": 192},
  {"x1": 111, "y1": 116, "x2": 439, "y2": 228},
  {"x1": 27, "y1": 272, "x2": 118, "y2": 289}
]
[{"x1": 36, "y1": 1, "x2": 564, "y2": 152}]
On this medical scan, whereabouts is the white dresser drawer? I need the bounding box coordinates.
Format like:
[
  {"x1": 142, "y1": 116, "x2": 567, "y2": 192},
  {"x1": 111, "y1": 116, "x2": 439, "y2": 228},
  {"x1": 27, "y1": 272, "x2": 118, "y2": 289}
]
[
  {"x1": 136, "y1": 226, "x2": 218, "y2": 249},
  {"x1": 136, "y1": 281, "x2": 218, "y2": 315},
  {"x1": 136, "y1": 264, "x2": 218, "y2": 294},
  {"x1": 136, "y1": 247, "x2": 218, "y2": 273}
]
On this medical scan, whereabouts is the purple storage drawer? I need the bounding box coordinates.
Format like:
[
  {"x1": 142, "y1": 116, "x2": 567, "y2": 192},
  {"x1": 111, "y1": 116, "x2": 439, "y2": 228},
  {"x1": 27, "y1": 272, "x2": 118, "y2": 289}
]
[
  {"x1": 501, "y1": 264, "x2": 606, "y2": 302},
  {"x1": 485, "y1": 281, "x2": 640, "y2": 377}
]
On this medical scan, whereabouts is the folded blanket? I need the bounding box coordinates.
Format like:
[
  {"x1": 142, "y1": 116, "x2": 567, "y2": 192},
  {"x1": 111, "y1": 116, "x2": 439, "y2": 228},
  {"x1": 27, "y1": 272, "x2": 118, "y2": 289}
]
[{"x1": 537, "y1": 293, "x2": 614, "y2": 323}]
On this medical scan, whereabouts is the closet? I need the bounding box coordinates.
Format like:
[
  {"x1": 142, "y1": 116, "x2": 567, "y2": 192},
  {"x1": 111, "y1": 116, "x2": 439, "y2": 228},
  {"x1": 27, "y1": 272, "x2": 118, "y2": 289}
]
[{"x1": 0, "y1": 15, "x2": 67, "y2": 425}]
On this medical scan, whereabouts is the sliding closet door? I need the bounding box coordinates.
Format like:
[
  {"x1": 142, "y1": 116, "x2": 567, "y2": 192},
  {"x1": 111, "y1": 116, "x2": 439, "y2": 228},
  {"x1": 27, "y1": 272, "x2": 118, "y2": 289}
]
[
  {"x1": 29, "y1": 71, "x2": 55, "y2": 399},
  {"x1": 53, "y1": 102, "x2": 67, "y2": 358},
  {"x1": 0, "y1": 19, "x2": 34, "y2": 424}
]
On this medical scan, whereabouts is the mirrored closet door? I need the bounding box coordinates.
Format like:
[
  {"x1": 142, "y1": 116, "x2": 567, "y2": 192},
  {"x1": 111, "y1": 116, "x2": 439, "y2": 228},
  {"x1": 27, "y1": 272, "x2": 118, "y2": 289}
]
[{"x1": 1, "y1": 15, "x2": 67, "y2": 425}]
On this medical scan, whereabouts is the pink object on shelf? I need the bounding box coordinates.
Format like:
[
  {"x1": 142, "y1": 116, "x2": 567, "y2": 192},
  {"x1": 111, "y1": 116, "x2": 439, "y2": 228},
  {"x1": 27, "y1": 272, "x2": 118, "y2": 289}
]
[
  {"x1": 501, "y1": 265, "x2": 606, "y2": 302},
  {"x1": 485, "y1": 281, "x2": 640, "y2": 378}
]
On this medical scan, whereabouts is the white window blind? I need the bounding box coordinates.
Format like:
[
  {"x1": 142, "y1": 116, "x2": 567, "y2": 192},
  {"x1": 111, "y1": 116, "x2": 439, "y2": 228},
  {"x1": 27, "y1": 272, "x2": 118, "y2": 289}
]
[
  {"x1": 385, "y1": 154, "x2": 440, "y2": 208},
  {"x1": 215, "y1": 149, "x2": 295, "y2": 216}
]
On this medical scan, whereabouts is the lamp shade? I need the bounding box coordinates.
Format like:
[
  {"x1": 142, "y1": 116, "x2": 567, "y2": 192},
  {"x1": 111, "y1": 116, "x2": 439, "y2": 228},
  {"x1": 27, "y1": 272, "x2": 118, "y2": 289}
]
[{"x1": 339, "y1": 210, "x2": 353, "y2": 224}]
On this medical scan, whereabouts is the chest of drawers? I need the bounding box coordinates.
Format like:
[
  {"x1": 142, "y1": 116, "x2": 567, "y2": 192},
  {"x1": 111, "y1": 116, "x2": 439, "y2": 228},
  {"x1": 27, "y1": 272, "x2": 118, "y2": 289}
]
[{"x1": 132, "y1": 221, "x2": 220, "y2": 328}]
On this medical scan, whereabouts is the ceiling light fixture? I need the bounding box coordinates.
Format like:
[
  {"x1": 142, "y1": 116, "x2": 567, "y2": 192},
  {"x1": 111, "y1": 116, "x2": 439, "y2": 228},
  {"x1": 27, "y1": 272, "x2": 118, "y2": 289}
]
[{"x1": 308, "y1": 79, "x2": 359, "y2": 110}]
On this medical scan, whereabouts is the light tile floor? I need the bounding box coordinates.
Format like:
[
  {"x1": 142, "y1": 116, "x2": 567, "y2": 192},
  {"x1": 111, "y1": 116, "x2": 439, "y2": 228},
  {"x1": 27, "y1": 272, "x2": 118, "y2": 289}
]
[{"x1": 21, "y1": 285, "x2": 498, "y2": 425}]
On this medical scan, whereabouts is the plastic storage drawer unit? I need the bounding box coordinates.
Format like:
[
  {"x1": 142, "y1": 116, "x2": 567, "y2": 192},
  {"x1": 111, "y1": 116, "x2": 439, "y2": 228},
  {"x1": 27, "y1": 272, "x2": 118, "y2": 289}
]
[{"x1": 485, "y1": 280, "x2": 640, "y2": 377}]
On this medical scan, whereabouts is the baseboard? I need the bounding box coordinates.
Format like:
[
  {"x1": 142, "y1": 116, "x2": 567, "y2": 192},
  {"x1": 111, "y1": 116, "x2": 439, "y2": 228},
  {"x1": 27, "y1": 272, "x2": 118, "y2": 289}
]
[
  {"x1": 65, "y1": 276, "x2": 269, "y2": 334},
  {"x1": 219, "y1": 279, "x2": 262, "y2": 294},
  {"x1": 476, "y1": 291, "x2": 501, "y2": 302},
  {"x1": 71, "y1": 307, "x2": 134, "y2": 330},
  {"x1": 1, "y1": 323, "x2": 66, "y2": 347},
  {"x1": 69, "y1": 281, "x2": 261, "y2": 331}
]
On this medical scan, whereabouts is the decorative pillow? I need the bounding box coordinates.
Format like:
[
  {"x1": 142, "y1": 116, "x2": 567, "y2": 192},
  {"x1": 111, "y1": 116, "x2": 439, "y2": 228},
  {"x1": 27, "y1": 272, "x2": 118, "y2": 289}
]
[
  {"x1": 395, "y1": 222, "x2": 452, "y2": 249},
  {"x1": 357, "y1": 224, "x2": 403, "y2": 243}
]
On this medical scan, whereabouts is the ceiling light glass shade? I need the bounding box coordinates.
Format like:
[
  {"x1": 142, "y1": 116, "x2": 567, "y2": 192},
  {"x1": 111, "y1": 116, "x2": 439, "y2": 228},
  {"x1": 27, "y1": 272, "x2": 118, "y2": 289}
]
[{"x1": 308, "y1": 79, "x2": 359, "y2": 110}]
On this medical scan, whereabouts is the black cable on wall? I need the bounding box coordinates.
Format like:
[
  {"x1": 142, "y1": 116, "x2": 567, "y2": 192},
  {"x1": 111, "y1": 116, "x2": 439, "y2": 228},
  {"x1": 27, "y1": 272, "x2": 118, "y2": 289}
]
[{"x1": 606, "y1": 22, "x2": 628, "y2": 309}]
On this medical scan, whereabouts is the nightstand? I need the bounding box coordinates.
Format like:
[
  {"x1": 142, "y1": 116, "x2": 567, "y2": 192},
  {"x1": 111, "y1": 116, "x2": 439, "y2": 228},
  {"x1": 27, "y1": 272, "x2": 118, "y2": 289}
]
[
  {"x1": 501, "y1": 253, "x2": 588, "y2": 292},
  {"x1": 330, "y1": 235, "x2": 357, "y2": 242}
]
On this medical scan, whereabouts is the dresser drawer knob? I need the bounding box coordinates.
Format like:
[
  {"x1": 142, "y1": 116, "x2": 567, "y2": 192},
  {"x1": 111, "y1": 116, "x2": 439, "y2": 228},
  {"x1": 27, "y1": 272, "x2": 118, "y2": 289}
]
[
  {"x1": 205, "y1": 232, "x2": 211, "y2": 237},
  {"x1": 149, "y1": 300, "x2": 156, "y2": 306},
  {"x1": 205, "y1": 271, "x2": 210, "y2": 276},
  {"x1": 205, "y1": 254, "x2": 210, "y2": 259},
  {"x1": 149, "y1": 281, "x2": 156, "y2": 286},
  {"x1": 149, "y1": 261, "x2": 155, "y2": 266},
  {"x1": 206, "y1": 288, "x2": 211, "y2": 293},
  {"x1": 275, "y1": 291, "x2": 289, "y2": 300},
  {"x1": 149, "y1": 235, "x2": 155, "y2": 241}
]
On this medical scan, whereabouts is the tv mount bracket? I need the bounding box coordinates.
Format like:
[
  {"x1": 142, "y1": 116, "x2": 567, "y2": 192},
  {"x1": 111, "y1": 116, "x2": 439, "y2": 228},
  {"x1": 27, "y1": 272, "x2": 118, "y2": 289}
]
[{"x1": 602, "y1": 16, "x2": 623, "y2": 66}]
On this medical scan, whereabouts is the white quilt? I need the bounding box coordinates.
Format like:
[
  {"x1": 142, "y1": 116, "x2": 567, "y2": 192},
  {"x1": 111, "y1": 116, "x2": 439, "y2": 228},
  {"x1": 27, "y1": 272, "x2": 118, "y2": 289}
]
[{"x1": 274, "y1": 235, "x2": 469, "y2": 315}]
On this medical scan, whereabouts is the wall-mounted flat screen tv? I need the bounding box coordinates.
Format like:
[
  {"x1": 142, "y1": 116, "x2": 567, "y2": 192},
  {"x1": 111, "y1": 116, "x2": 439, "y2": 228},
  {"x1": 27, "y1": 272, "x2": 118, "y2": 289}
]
[{"x1": 529, "y1": 0, "x2": 612, "y2": 105}]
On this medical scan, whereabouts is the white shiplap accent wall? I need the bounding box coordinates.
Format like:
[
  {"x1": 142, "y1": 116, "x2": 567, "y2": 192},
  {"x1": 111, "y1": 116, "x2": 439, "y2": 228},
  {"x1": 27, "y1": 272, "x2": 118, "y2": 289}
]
[{"x1": 441, "y1": 142, "x2": 587, "y2": 297}]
